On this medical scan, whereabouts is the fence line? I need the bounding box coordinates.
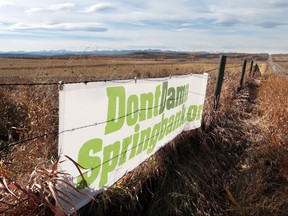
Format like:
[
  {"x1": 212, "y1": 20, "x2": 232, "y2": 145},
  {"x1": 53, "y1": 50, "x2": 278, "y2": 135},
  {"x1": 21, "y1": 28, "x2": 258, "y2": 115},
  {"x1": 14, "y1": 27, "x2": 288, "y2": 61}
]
[
  {"x1": 0, "y1": 61, "x2": 253, "y2": 153},
  {"x1": 213, "y1": 56, "x2": 255, "y2": 110},
  {"x1": 1, "y1": 133, "x2": 54, "y2": 151},
  {"x1": 1, "y1": 86, "x2": 204, "y2": 151},
  {"x1": 0, "y1": 65, "x2": 243, "y2": 87}
]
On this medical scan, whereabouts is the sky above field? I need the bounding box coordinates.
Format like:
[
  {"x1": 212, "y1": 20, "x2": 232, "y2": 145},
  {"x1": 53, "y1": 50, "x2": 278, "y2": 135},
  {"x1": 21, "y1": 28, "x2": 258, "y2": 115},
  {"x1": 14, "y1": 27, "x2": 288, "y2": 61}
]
[{"x1": 0, "y1": 0, "x2": 287, "y2": 53}]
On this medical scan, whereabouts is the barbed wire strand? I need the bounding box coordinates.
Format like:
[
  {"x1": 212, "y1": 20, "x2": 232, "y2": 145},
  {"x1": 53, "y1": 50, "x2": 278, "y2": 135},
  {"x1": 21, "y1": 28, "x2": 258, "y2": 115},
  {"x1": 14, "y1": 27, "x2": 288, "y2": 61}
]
[
  {"x1": 1, "y1": 88, "x2": 205, "y2": 151},
  {"x1": 0, "y1": 64, "x2": 245, "y2": 86}
]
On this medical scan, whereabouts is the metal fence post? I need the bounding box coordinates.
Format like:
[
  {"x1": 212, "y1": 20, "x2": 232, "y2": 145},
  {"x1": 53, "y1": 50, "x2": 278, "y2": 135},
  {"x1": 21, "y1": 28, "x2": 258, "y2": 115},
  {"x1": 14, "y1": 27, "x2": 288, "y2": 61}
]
[
  {"x1": 214, "y1": 55, "x2": 227, "y2": 110},
  {"x1": 249, "y1": 60, "x2": 254, "y2": 77},
  {"x1": 239, "y1": 59, "x2": 247, "y2": 89}
]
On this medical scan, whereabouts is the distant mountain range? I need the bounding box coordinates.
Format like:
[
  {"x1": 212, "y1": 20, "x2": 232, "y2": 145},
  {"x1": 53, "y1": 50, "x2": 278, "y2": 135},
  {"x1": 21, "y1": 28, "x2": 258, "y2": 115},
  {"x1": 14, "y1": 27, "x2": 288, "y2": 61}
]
[{"x1": 0, "y1": 49, "x2": 210, "y2": 57}]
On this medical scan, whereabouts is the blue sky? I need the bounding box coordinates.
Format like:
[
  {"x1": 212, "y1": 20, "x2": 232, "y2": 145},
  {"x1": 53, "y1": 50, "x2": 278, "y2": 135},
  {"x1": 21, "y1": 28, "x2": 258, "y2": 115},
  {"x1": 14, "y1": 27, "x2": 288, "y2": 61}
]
[{"x1": 0, "y1": 0, "x2": 287, "y2": 53}]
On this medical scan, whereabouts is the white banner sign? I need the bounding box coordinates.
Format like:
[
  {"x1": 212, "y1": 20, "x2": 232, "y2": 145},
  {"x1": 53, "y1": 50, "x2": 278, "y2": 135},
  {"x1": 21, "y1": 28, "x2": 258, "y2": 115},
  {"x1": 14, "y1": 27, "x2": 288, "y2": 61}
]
[{"x1": 58, "y1": 73, "x2": 208, "y2": 212}]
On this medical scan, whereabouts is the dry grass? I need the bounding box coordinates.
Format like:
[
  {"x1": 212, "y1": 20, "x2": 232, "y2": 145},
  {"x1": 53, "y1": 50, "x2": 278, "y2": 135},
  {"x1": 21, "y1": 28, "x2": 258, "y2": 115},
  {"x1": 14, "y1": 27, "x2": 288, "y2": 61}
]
[
  {"x1": 202, "y1": 65, "x2": 288, "y2": 216},
  {"x1": 0, "y1": 54, "x2": 215, "y2": 80},
  {"x1": 1, "y1": 52, "x2": 256, "y2": 82},
  {"x1": 1, "y1": 53, "x2": 287, "y2": 215},
  {"x1": 272, "y1": 54, "x2": 288, "y2": 69},
  {"x1": 225, "y1": 73, "x2": 288, "y2": 215}
]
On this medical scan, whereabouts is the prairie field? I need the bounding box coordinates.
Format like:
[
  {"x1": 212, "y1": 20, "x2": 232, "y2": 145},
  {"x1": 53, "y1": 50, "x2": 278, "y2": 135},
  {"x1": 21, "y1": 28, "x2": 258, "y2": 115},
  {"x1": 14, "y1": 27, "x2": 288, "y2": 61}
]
[
  {"x1": 0, "y1": 52, "x2": 267, "y2": 82},
  {"x1": 0, "y1": 52, "x2": 287, "y2": 215}
]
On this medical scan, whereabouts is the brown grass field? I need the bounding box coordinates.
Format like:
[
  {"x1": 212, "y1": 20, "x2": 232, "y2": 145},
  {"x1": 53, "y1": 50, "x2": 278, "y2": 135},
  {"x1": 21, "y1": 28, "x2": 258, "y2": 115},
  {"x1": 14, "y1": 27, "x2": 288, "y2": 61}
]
[
  {"x1": 0, "y1": 52, "x2": 267, "y2": 81},
  {"x1": 0, "y1": 52, "x2": 287, "y2": 215}
]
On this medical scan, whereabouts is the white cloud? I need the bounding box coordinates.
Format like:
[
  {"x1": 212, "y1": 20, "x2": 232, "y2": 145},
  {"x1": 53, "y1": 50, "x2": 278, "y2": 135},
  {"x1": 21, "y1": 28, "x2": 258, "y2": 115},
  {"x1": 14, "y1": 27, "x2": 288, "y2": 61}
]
[
  {"x1": 9, "y1": 22, "x2": 107, "y2": 32},
  {"x1": 180, "y1": 23, "x2": 193, "y2": 27},
  {"x1": 82, "y1": 3, "x2": 115, "y2": 13},
  {"x1": 266, "y1": 0, "x2": 288, "y2": 7},
  {"x1": 25, "y1": 3, "x2": 75, "y2": 13},
  {"x1": 48, "y1": 3, "x2": 75, "y2": 11},
  {"x1": 0, "y1": 1, "x2": 14, "y2": 7},
  {"x1": 25, "y1": 8, "x2": 43, "y2": 13},
  {"x1": 206, "y1": 3, "x2": 288, "y2": 29}
]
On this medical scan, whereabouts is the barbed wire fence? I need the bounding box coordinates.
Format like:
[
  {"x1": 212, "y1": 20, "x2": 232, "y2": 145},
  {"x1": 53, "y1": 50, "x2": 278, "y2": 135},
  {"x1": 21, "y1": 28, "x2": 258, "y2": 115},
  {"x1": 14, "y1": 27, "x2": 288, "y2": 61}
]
[
  {"x1": 0, "y1": 64, "x2": 245, "y2": 87},
  {"x1": 0, "y1": 57, "x2": 257, "y2": 175}
]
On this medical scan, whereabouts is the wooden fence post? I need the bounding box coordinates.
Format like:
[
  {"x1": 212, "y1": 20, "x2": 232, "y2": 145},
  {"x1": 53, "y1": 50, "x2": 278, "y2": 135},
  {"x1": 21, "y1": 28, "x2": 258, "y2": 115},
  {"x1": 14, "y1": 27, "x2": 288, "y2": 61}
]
[
  {"x1": 239, "y1": 59, "x2": 247, "y2": 90},
  {"x1": 214, "y1": 55, "x2": 227, "y2": 110},
  {"x1": 249, "y1": 60, "x2": 254, "y2": 77}
]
